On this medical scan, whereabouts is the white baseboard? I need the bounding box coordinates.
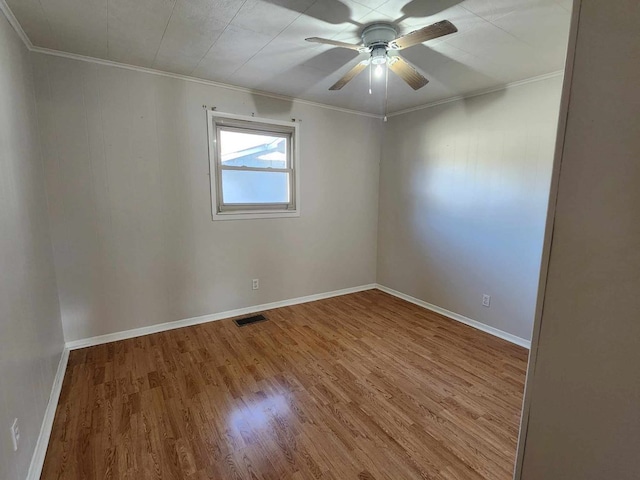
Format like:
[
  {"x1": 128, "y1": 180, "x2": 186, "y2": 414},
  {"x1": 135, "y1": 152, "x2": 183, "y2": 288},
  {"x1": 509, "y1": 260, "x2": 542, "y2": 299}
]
[
  {"x1": 28, "y1": 284, "x2": 374, "y2": 478},
  {"x1": 29, "y1": 283, "x2": 526, "y2": 477},
  {"x1": 65, "y1": 284, "x2": 377, "y2": 350},
  {"x1": 65, "y1": 282, "x2": 530, "y2": 351},
  {"x1": 26, "y1": 347, "x2": 69, "y2": 480},
  {"x1": 376, "y1": 284, "x2": 531, "y2": 349}
]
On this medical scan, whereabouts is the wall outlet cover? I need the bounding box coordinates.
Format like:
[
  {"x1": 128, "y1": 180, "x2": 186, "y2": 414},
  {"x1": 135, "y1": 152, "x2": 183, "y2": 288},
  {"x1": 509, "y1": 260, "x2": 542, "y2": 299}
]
[
  {"x1": 482, "y1": 294, "x2": 491, "y2": 307},
  {"x1": 10, "y1": 418, "x2": 19, "y2": 451}
]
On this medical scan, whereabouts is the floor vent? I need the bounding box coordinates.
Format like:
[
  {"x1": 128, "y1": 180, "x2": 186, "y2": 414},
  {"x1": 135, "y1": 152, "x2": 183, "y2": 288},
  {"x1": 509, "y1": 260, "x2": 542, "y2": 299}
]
[{"x1": 234, "y1": 314, "x2": 267, "y2": 327}]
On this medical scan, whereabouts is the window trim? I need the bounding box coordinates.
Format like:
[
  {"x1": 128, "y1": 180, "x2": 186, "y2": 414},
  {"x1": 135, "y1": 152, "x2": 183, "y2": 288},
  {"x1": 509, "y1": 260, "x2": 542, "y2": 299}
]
[{"x1": 207, "y1": 111, "x2": 300, "y2": 221}]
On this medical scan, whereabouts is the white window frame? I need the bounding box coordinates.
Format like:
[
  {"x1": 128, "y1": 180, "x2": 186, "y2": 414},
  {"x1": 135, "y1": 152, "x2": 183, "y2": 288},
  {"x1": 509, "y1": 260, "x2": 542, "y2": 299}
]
[{"x1": 207, "y1": 111, "x2": 300, "y2": 221}]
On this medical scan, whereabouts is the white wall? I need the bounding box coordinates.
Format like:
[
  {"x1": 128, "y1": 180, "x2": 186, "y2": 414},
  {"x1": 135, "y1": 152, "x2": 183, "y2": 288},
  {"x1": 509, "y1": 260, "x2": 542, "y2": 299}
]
[
  {"x1": 0, "y1": 12, "x2": 64, "y2": 480},
  {"x1": 32, "y1": 54, "x2": 381, "y2": 342},
  {"x1": 377, "y1": 77, "x2": 563, "y2": 341},
  {"x1": 519, "y1": 1, "x2": 640, "y2": 478}
]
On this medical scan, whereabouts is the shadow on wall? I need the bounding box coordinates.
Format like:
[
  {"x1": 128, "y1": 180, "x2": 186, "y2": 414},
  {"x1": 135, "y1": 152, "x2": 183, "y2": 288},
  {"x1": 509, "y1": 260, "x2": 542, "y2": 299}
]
[
  {"x1": 250, "y1": 91, "x2": 295, "y2": 116},
  {"x1": 378, "y1": 78, "x2": 560, "y2": 338}
]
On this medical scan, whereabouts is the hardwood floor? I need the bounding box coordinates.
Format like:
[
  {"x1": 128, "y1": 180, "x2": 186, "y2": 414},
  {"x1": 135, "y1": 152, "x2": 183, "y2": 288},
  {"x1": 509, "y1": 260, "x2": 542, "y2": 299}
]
[{"x1": 41, "y1": 290, "x2": 528, "y2": 480}]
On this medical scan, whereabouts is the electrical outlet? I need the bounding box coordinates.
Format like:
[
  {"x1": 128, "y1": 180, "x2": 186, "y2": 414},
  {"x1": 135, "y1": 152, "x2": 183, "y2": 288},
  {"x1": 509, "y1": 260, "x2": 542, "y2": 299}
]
[
  {"x1": 10, "y1": 418, "x2": 19, "y2": 452},
  {"x1": 482, "y1": 294, "x2": 491, "y2": 307},
  {"x1": 252, "y1": 279, "x2": 259, "y2": 290}
]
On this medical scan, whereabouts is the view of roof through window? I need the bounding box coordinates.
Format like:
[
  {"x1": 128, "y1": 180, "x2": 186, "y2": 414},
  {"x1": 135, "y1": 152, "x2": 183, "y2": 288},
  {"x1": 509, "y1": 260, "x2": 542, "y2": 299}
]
[{"x1": 220, "y1": 130, "x2": 287, "y2": 169}]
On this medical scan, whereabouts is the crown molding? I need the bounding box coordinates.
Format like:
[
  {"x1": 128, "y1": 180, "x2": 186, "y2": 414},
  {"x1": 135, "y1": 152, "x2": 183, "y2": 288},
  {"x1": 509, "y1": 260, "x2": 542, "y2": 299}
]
[
  {"x1": 0, "y1": 0, "x2": 382, "y2": 120},
  {"x1": 386, "y1": 70, "x2": 565, "y2": 118},
  {"x1": 0, "y1": 0, "x2": 33, "y2": 49},
  {"x1": 2, "y1": 0, "x2": 564, "y2": 122},
  {"x1": 30, "y1": 46, "x2": 384, "y2": 120}
]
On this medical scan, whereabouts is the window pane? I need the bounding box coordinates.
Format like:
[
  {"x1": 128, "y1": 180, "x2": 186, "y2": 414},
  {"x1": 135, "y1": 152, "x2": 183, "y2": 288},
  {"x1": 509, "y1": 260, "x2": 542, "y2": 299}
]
[
  {"x1": 221, "y1": 170, "x2": 290, "y2": 204},
  {"x1": 220, "y1": 130, "x2": 287, "y2": 168}
]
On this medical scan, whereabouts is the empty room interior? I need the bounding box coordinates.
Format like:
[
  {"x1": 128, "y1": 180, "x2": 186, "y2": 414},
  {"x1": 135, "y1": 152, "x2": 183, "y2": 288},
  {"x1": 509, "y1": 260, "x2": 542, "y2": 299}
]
[{"x1": 2, "y1": 0, "x2": 639, "y2": 479}]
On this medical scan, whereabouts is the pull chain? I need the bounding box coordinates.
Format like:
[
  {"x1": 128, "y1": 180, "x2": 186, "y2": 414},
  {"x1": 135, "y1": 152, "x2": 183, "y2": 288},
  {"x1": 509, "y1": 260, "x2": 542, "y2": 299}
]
[
  {"x1": 383, "y1": 61, "x2": 389, "y2": 122},
  {"x1": 369, "y1": 62, "x2": 372, "y2": 95}
]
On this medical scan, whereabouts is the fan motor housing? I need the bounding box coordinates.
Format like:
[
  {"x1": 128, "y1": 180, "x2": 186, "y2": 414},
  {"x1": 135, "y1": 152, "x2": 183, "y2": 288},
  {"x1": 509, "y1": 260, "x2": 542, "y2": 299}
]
[{"x1": 361, "y1": 23, "x2": 398, "y2": 48}]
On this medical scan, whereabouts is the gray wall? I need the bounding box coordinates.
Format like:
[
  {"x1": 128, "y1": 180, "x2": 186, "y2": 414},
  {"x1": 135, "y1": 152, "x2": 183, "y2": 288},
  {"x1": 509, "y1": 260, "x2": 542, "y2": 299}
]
[
  {"x1": 32, "y1": 54, "x2": 381, "y2": 342},
  {"x1": 519, "y1": 1, "x2": 640, "y2": 478},
  {"x1": 0, "y1": 13, "x2": 64, "y2": 480},
  {"x1": 377, "y1": 77, "x2": 562, "y2": 341}
]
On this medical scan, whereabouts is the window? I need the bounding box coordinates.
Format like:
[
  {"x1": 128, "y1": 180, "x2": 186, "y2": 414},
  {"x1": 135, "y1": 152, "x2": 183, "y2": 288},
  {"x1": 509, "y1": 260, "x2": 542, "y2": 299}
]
[{"x1": 208, "y1": 111, "x2": 299, "y2": 220}]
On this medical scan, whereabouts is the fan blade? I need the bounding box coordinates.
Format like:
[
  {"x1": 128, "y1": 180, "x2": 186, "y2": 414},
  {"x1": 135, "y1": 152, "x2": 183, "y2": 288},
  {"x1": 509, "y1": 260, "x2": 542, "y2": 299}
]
[
  {"x1": 305, "y1": 37, "x2": 363, "y2": 51},
  {"x1": 329, "y1": 60, "x2": 369, "y2": 90},
  {"x1": 391, "y1": 20, "x2": 457, "y2": 50},
  {"x1": 388, "y1": 57, "x2": 429, "y2": 90}
]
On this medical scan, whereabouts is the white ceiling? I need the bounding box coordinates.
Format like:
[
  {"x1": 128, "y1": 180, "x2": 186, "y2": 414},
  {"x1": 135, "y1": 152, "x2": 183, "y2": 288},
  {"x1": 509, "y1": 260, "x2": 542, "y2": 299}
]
[{"x1": 5, "y1": 0, "x2": 571, "y2": 114}]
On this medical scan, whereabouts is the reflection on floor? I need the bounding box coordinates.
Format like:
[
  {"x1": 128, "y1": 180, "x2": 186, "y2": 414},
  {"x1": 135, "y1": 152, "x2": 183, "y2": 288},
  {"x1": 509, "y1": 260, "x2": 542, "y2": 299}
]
[{"x1": 42, "y1": 289, "x2": 528, "y2": 479}]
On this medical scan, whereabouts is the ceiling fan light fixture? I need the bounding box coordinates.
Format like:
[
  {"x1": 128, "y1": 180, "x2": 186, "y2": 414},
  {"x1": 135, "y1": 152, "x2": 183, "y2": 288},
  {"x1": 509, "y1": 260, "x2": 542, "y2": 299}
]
[
  {"x1": 314, "y1": 20, "x2": 458, "y2": 92},
  {"x1": 370, "y1": 46, "x2": 387, "y2": 65}
]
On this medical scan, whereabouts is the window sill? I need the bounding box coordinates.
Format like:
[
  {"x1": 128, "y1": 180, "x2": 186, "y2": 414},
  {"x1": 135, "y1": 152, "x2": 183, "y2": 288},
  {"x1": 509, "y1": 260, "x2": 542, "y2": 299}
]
[{"x1": 212, "y1": 210, "x2": 300, "y2": 221}]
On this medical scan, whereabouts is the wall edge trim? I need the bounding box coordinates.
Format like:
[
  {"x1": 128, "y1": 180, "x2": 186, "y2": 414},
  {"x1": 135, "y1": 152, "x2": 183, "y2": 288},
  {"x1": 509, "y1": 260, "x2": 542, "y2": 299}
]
[
  {"x1": 29, "y1": 284, "x2": 529, "y2": 478},
  {"x1": 513, "y1": 0, "x2": 582, "y2": 477},
  {"x1": 30, "y1": 46, "x2": 384, "y2": 119},
  {"x1": 1, "y1": 0, "x2": 564, "y2": 123},
  {"x1": 386, "y1": 70, "x2": 565, "y2": 118},
  {"x1": 26, "y1": 347, "x2": 69, "y2": 480},
  {"x1": 376, "y1": 284, "x2": 531, "y2": 349},
  {"x1": 65, "y1": 284, "x2": 377, "y2": 350},
  {"x1": 0, "y1": 0, "x2": 381, "y2": 120},
  {"x1": 0, "y1": 0, "x2": 33, "y2": 49}
]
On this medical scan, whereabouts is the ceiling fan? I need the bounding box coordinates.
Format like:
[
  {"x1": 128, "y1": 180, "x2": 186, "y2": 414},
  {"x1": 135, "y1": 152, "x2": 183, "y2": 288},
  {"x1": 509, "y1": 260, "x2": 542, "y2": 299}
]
[{"x1": 306, "y1": 20, "x2": 457, "y2": 91}]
